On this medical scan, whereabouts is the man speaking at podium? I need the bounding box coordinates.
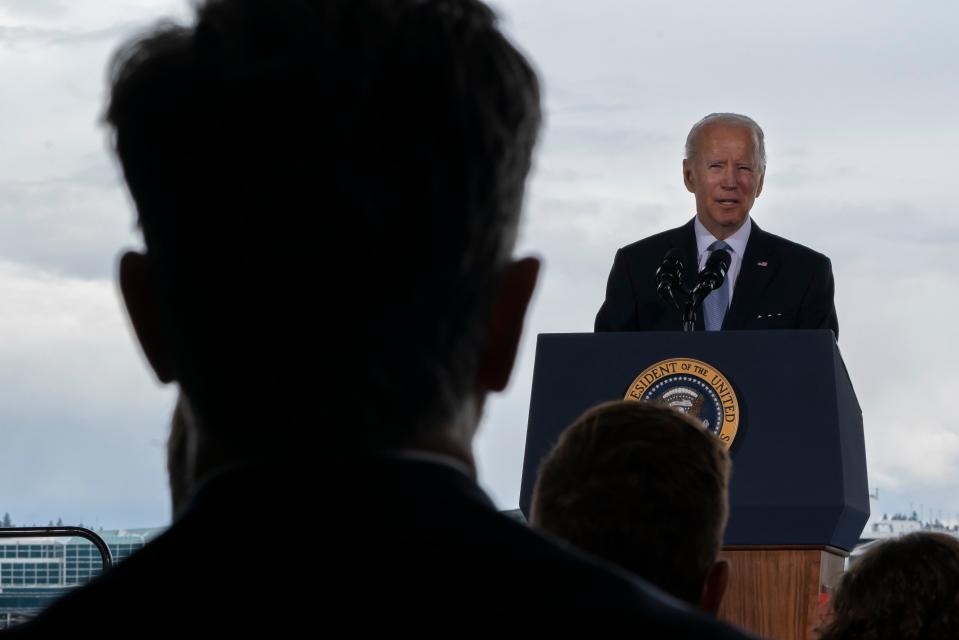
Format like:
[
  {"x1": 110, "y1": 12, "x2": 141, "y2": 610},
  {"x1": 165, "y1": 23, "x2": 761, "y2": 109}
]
[{"x1": 595, "y1": 113, "x2": 838, "y2": 338}]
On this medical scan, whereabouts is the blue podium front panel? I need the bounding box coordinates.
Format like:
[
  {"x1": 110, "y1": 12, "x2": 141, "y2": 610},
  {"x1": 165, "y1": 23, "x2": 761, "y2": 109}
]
[{"x1": 520, "y1": 330, "x2": 868, "y2": 551}]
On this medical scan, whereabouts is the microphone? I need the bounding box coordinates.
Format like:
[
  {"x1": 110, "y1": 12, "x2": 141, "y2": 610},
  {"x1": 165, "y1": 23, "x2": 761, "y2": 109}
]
[
  {"x1": 697, "y1": 248, "x2": 731, "y2": 293},
  {"x1": 655, "y1": 248, "x2": 686, "y2": 311}
]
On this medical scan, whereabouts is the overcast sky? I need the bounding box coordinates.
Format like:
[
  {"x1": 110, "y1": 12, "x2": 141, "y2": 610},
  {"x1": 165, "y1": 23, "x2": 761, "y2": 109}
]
[{"x1": 1, "y1": 0, "x2": 957, "y2": 528}]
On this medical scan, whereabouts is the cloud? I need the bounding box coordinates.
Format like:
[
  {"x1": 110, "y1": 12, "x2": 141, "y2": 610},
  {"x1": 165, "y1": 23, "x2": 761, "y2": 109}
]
[
  {"x1": 0, "y1": 165, "x2": 134, "y2": 280},
  {"x1": 0, "y1": 23, "x2": 146, "y2": 48},
  {"x1": 0, "y1": 1, "x2": 189, "y2": 36},
  {"x1": 0, "y1": 261, "x2": 172, "y2": 528},
  {"x1": 0, "y1": 0, "x2": 65, "y2": 19}
]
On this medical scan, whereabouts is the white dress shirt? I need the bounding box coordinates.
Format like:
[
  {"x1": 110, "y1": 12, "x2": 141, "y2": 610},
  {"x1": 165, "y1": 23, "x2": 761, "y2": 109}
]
[{"x1": 694, "y1": 216, "x2": 752, "y2": 307}]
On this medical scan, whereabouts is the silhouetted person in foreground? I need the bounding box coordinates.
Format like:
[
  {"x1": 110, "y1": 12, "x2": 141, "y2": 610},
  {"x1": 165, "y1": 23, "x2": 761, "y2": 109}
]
[
  {"x1": 166, "y1": 396, "x2": 191, "y2": 516},
  {"x1": 166, "y1": 394, "x2": 219, "y2": 517},
  {"x1": 8, "y1": 0, "x2": 755, "y2": 635},
  {"x1": 532, "y1": 401, "x2": 732, "y2": 615},
  {"x1": 818, "y1": 532, "x2": 959, "y2": 640}
]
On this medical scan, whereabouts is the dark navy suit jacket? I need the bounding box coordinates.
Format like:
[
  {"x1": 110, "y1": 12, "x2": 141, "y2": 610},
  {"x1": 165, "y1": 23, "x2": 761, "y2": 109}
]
[{"x1": 595, "y1": 218, "x2": 839, "y2": 338}]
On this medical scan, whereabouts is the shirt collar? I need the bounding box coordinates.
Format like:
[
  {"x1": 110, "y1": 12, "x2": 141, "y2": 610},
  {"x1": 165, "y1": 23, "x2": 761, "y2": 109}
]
[
  {"x1": 694, "y1": 215, "x2": 752, "y2": 258},
  {"x1": 386, "y1": 449, "x2": 476, "y2": 480}
]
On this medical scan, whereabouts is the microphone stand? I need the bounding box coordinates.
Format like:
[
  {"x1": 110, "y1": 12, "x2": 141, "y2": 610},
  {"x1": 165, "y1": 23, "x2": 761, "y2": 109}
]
[
  {"x1": 657, "y1": 248, "x2": 730, "y2": 333},
  {"x1": 682, "y1": 301, "x2": 697, "y2": 333},
  {"x1": 682, "y1": 284, "x2": 713, "y2": 332},
  {"x1": 658, "y1": 259, "x2": 700, "y2": 332}
]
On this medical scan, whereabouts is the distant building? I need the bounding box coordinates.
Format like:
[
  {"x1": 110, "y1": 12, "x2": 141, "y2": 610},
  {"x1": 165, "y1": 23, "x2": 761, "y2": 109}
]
[
  {"x1": 853, "y1": 491, "x2": 959, "y2": 564},
  {"x1": 0, "y1": 528, "x2": 164, "y2": 628}
]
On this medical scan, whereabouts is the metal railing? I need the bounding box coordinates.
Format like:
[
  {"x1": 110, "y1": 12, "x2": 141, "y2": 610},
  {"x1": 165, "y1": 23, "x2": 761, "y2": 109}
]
[{"x1": 0, "y1": 527, "x2": 113, "y2": 570}]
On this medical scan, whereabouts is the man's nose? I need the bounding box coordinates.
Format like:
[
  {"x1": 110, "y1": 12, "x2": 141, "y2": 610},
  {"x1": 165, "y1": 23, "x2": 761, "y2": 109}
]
[{"x1": 721, "y1": 166, "x2": 737, "y2": 188}]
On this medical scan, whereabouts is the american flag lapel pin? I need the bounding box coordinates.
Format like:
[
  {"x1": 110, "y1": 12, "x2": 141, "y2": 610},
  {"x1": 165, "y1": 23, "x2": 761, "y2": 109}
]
[{"x1": 757, "y1": 261, "x2": 768, "y2": 267}]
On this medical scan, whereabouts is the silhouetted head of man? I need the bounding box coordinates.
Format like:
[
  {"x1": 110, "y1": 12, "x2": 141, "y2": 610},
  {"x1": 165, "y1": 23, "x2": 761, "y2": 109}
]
[
  {"x1": 819, "y1": 532, "x2": 959, "y2": 640},
  {"x1": 531, "y1": 401, "x2": 731, "y2": 614},
  {"x1": 109, "y1": 0, "x2": 541, "y2": 471}
]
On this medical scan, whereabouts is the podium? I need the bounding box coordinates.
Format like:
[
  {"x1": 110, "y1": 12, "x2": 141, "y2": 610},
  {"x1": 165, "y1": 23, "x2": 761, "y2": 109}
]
[{"x1": 519, "y1": 330, "x2": 868, "y2": 639}]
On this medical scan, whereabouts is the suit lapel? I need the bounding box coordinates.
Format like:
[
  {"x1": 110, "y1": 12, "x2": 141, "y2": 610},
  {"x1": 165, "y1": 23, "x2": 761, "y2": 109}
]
[{"x1": 724, "y1": 220, "x2": 779, "y2": 330}]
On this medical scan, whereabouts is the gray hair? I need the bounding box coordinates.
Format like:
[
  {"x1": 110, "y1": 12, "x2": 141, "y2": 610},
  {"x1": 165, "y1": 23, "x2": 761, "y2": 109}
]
[{"x1": 685, "y1": 113, "x2": 766, "y2": 168}]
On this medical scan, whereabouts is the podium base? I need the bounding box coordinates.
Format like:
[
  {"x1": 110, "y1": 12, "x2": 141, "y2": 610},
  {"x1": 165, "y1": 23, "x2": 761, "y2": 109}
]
[{"x1": 718, "y1": 545, "x2": 847, "y2": 640}]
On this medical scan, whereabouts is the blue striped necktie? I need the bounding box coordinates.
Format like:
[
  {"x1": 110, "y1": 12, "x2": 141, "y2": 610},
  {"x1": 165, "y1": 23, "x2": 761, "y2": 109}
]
[{"x1": 704, "y1": 240, "x2": 731, "y2": 331}]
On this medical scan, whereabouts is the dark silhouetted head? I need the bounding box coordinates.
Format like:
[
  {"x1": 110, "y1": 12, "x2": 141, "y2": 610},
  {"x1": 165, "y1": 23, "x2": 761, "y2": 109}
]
[
  {"x1": 819, "y1": 532, "x2": 959, "y2": 640},
  {"x1": 107, "y1": 0, "x2": 541, "y2": 459},
  {"x1": 531, "y1": 400, "x2": 731, "y2": 612}
]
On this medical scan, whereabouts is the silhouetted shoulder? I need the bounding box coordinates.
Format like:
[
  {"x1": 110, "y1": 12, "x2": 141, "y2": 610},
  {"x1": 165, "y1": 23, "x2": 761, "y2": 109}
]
[
  {"x1": 5, "y1": 464, "x2": 757, "y2": 637},
  {"x1": 481, "y1": 515, "x2": 754, "y2": 637}
]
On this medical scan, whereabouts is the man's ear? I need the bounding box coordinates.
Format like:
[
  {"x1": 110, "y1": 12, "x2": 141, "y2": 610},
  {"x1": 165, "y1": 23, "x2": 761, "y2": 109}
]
[
  {"x1": 698, "y1": 558, "x2": 730, "y2": 616},
  {"x1": 118, "y1": 250, "x2": 176, "y2": 384},
  {"x1": 683, "y1": 158, "x2": 696, "y2": 193},
  {"x1": 476, "y1": 256, "x2": 540, "y2": 393},
  {"x1": 756, "y1": 168, "x2": 765, "y2": 198}
]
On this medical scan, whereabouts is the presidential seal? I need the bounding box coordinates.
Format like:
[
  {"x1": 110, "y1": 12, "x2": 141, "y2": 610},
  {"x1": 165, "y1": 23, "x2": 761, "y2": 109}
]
[{"x1": 624, "y1": 358, "x2": 740, "y2": 447}]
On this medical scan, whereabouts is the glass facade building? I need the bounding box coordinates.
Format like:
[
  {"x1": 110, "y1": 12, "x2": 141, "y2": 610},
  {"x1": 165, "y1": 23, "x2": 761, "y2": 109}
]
[{"x1": 0, "y1": 528, "x2": 164, "y2": 628}]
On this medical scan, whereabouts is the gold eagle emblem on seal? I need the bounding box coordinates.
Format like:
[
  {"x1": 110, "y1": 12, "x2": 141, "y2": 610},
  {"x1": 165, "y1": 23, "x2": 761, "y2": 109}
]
[{"x1": 624, "y1": 358, "x2": 740, "y2": 447}]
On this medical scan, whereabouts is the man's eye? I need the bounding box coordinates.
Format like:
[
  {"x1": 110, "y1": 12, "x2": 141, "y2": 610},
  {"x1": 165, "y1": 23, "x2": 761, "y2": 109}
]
[{"x1": 738, "y1": 166, "x2": 753, "y2": 172}]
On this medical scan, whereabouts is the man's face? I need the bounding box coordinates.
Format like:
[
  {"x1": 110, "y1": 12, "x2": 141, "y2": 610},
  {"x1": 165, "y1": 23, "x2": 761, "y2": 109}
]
[{"x1": 683, "y1": 124, "x2": 765, "y2": 239}]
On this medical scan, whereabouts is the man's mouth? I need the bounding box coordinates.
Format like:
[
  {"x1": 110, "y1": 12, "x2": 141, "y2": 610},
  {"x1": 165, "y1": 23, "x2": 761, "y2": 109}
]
[{"x1": 716, "y1": 199, "x2": 740, "y2": 206}]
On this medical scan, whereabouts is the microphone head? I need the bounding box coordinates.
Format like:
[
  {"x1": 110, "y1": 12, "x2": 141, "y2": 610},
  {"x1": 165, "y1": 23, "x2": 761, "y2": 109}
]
[
  {"x1": 656, "y1": 248, "x2": 686, "y2": 312},
  {"x1": 700, "y1": 248, "x2": 731, "y2": 291},
  {"x1": 705, "y1": 248, "x2": 731, "y2": 279},
  {"x1": 663, "y1": 248, "x2": 686, "y2": 276},
  {"x1": 656, "y1": 248, "x2": 686, "y2": 282}
]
